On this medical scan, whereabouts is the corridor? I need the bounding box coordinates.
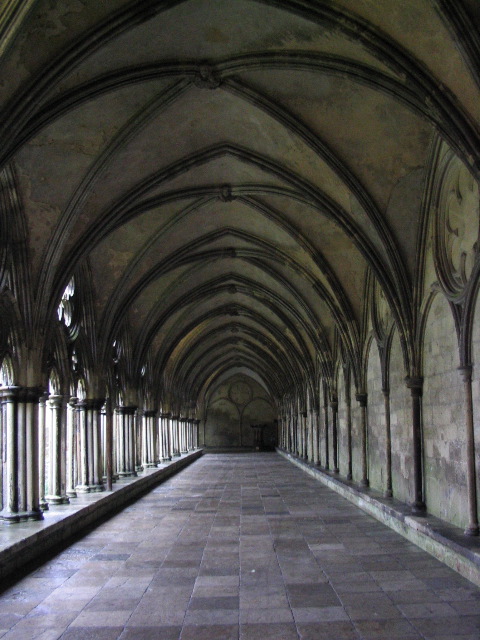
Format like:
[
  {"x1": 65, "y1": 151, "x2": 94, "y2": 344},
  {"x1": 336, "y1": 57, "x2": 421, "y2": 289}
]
[{"x1": 1, "y1": 453, "x2": 480, "y2": 640}]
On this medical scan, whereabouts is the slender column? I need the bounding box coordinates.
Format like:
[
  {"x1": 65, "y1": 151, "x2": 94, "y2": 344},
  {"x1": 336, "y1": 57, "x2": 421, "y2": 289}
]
[
  {"x1": 346, "y1": 383, "x2": 353, "y2": 480},
  {"x1": 45, "y1": 394, "x2": 69, "y2": 504},
  {"x1": 195, "y1": 419, "x2": 200, "y2": 449},
  {"x1": 323, "y1": 393, "x2": 330, "y2": 470},
  {"x1": 135, "y1": 410, "x2": 143, "y2": 472},
  {"x1": 66, "y1": 397, "x2": 77, "y2": 497},
  {"x1": 406, "y1": 377, "x2": 425, "y2": 513},
  {"x1": 76, "y1": 401, "x2": 88, "y2": 492},
  {"x1": 383, "y1": 388, "x2": 393, "y2": 498},
  {"x1": 180, "y1": 418, "x2": 188, "y2": 453},
  {"x1": 0, "y1": 387, "x2": 43, "y2": 522},
  {"x1": 301, "y1": 411, "x2": 308, "y2": 458},
  {"x1": 458, "y1": 366, "x2": 479, "y2": 536},
  {"x1": 38, "y1": 394, "x2": 48, "y2": 510},
  {"x1": 75, "y1": 399, "x2": 105, "y2": 492},
  {"x1": 172, "y1": 416, "x2": 181, "y2": 456},
  {"x1": 330, "y1": 399, "x2": 339, "y2": 473},
  {"x1": 313, "y1": 409, "x2": 321, "y2": 465},
  {"x1": 143, "y1": 410, "x2": 157, "y2": 467},
  {"x1": 105, "y1": 401, "x2": 113, "y2": 491},
  {"x1": 356, "y1": 393, "x2": 369, "y2": 487},
  {"x1": 116, "y1": 406, "x2": 137, "y2": 476},
  {"x1": 164, "y1": 413, "x2": 173, "y2": 460}
]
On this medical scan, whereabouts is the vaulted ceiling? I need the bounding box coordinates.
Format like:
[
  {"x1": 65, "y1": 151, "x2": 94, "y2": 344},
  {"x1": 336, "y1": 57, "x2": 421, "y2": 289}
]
[{"x1": 1, "y1": 0, "x2": 479, "y2": 405}]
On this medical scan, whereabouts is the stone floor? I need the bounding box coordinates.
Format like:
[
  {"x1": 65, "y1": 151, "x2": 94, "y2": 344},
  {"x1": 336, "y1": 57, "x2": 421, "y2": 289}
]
[{"x1": 1, "y1": 453, "x2": 480, "y2": 640}]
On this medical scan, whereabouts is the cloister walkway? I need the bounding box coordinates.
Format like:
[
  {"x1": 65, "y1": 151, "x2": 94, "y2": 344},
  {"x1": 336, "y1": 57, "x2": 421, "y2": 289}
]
[{"x1": 1, "y1": 453, "x2": 480, "y2": 640}]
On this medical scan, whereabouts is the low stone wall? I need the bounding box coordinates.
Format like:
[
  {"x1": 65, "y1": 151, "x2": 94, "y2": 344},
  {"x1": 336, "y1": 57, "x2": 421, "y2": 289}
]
[
  {"x1": 278, "y1": 448, "x2": 480, "y2": 587},
  {"x1": 0, "y1": 450, "x2": 203, "y2": 582}
]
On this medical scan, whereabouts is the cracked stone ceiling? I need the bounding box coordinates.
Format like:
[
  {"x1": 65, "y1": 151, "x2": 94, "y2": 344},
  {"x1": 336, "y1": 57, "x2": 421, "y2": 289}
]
[{"x1": 0, "y1": 0, "x2": 479, "y2": 407}]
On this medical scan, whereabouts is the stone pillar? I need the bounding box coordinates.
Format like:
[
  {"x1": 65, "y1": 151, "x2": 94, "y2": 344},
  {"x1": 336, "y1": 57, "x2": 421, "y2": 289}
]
[
  {"x1": 172, "y1": 416, "x2": 181, "y2": 456},
  {"x1": 346, "y1": 383, "x2": 353, "y2": 480},
  {"x1": 323, "y1": 393, "x2": 330, "y2": 470},
  {"x1": 38, "y1": 393, "x2": 48, "y2": 510},
  {"x1": 195, "y1": 419, "x2": 200, "y2": 449},
  {"x1": 180, "y1": 418, "x2": 188, "y2": 454},
  {"x1": 142, "y1": 410, "x2": 158, "y2": 468},
  {"x1": 161, "y1": 412, "x2": 172, "y2": 460},
  {"x1": 115, "y1": 406, "x2": 137, "y2": 477},
  {"x1": 356, "y1": 392, "x2": 369, "y2": 487},
  {"x1": 406, "y1": 377, "x2": 425, "y2": 513},
  {"x1": 301, "y1": 411, "x2": 308, "y2": 458},
  {"x1": 66, "y1": 396, "x2": 77, "y2": 498},
  {"x1": 330, "y1": 398, "x2": 339, "y2": 473},
  {"x1": 313, "y1": 409, "x2": 321, "y2": 465},
  {"x1": 104, "y1": 401, "x2": 113, "y2": 491},
  {"x1": 0, "y1": 387, "x2": 43, "y2": 522},
  {"x1": 458, "y1": 366, "x2": 479, "y2": 536},
  {"x1": 45, "y1": 394, "x2": 69, "y2": 504},
  {"x1": 75, "y1": 399, "x2": 105, "y2": 493},
  {"x1": 383, "y1": 388, "x2": 393, "y2": 498}
]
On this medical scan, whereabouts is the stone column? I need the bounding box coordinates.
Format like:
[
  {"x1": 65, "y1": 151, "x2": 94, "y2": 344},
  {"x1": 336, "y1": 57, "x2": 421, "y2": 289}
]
[
  {"x1": 66, "y1": 396, "x2": 77, "y2": 498},
  {"x1": 383, "y1": 388, "x2": 393, "y2": 498},
  {"x1": 45, "y1": 394, "x2": 69, "y2": 504},
  {"x1": 162, "y1": 412, "x2": 172, "y2": 460},
  {"x1": 346, "y1": 383, "x2": 353, "y2": 480},
  {"x1": 301, "y1": 411, "x2": 308, "y2": 458},
  {"x1": 143, "y1": 410, "x2": 158, "y2": 468},
  {"x1": 0, "y1": 387, "x2": 43, "y2": 522},
  {"x1": 330, "y1": 398, "x2": 339, "y2": 473},
  {"x1": 458, "y1": 366, "x2": 479, "y2": 536},
  {"x1": 323, "y1": 393, "x2": 330, "y2": 470},
  {"x1": 104, "y1": 401, "x2": 113, "y2": 491},
  {"x1": 38, "y1": 393, "x2": 48, "y2": 510},
  {"x1": 180, "y1": 418, "x2": 188, "y2": 453},
  {"x1": 115, "y1": 406, "x2": 137, "y2": 477},
  {"x1": 195, "y1": 419, "x2": 200, "y2": 449},
  {"x1": 172, "y1": 416, "x2": 181, "y2": 456},
  {"x1": 356, "y1": 392, "x2": 369, "y2": 487},
  {"x1": 75, "y1": 399, "x2": 105, "y2": 493},
  {"x1": 313, "y1": 409, "x2": 321, "y2": 465},
  {"x1": 406, "y1": 377, "x2": 425, "y2": 513}
]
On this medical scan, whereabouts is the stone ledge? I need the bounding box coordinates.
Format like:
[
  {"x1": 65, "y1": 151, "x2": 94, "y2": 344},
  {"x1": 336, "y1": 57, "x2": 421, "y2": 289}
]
[
  {"x1": 0, "y1": 449, "x2": 203, "y2": 581},
  {"x1": 278, "y1": 448, "x2": 480, "y2": 587}
]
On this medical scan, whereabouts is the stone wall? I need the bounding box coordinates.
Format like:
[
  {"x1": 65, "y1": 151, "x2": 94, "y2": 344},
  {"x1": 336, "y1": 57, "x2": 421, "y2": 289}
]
[
  {"x1": 366, "y1": 339, "x2": 386, "y2": 493},
  {"x1": 423, "y1": 293, "x2": 467, "y2": 527},
  {"x1": 389, "y1": 330, "x2": 413, "y2": 504},
  {"x1": 204, "y1": 374, "x2": 275, "y2": 448}
]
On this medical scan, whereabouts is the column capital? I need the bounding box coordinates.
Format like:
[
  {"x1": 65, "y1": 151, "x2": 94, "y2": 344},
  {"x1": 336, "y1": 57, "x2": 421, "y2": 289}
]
[
  {"x1": 405, "y1": 376, "x2": 423, "y2": 396},
  {"x1": 355, "y1": 392, "x2": 367, "y2": 407},
  {"x1": 48, "y1": 394, "x2": 64, "y2": 407},
  {"x1": 171, "y1": 415, "x2": 180, "y2": 420},
  {"x1": 301, "y1": 411, "x2": 307, "y2": 418},
  {"x1": 77, "y1": 398, "x2": 105, "y2": 411},
  {"x1": 329, "y1": 400, "x2": 338, "y2": 411},
  {"x1": 0, "y1": 386, "x2": 43, "y2": 402},
  {"x1": 115, "y1": 404, "x2": 137, "y2": 415},
  {"x1": 458, "y1": 365, "x2": 473, "y2": 382},
  {"x1": 144, "y1": 410, "x2": 157, "y2": 418}
]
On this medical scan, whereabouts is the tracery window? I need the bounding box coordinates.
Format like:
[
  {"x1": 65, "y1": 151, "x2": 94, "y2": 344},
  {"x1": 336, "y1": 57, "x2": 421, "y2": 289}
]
[{"x1": 57, "y1": 278, "x2": 75, "y2": 327}]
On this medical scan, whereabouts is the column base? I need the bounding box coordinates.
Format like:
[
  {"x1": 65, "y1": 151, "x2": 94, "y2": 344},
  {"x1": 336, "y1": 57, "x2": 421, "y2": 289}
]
[
  {"x1": 360, "y1": 478, "x2": 369, "y2": 488},
  {"x1": 1, "y1": 509, "x2": 43, "y2": 523},
  {"x1": 464, "y1": 524, "x2": 479, "y2": 536},
  {"x1": 118, "y1": 471, "x2": 135, "y2": 477},
  {"x1": 346, "y1": 472, "x2": 352, "y2": 480},
  {"x1": 39, "y1": 500, "x2": 49, "y2": 511},
  {"x1": 145, "y1": 463, "x2": 157, "y2": 468},
  {"x1": 66, "y1": 491, "x2": 77, "y2": 499},
  {"x1": 411, "y1": 500, "x2": 426, "y2": 515},
  {"x1": 333, "y1": 467, "x2": 339, "y2": 474},
  {"x1": 45, "y1": 495, "x2": 70, "y2": 505},
  {"x1": 384, "y1": 489, "x2": 393, "y2": 498},
  {"x1": 90, "y1": 484, "x2": 105, "y2": 492},
  {"x1": 75, "y1": 484, "x2": 92, "y2": 493}
]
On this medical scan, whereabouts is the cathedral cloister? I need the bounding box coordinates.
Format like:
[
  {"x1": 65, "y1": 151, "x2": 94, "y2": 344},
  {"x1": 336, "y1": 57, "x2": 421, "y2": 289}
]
[{"x1": 1, "y1": 1, "x2": 480, "y2": 638}]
